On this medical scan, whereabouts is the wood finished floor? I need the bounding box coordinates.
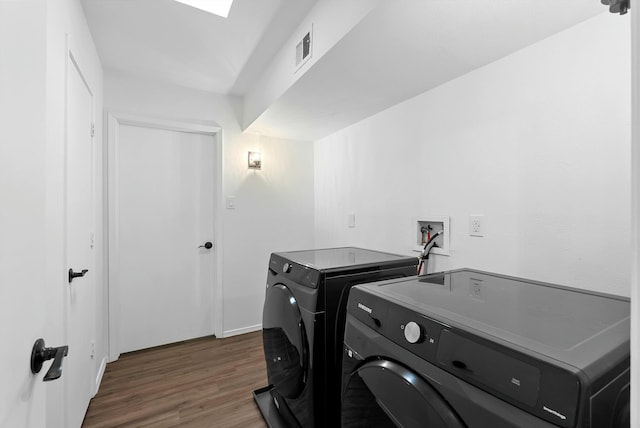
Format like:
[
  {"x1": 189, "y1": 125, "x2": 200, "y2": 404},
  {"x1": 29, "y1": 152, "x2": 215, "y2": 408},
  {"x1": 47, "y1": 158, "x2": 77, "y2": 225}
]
[{"x1": 82, "y1": 332, "x2": 268, "y2": 428}]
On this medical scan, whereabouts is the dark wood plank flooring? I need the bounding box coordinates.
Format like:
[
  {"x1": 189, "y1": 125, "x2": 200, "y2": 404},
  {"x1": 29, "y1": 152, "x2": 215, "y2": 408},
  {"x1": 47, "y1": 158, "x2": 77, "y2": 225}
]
[{"x1": 83, "y1": 331, "x2": 268, "y2": 428}]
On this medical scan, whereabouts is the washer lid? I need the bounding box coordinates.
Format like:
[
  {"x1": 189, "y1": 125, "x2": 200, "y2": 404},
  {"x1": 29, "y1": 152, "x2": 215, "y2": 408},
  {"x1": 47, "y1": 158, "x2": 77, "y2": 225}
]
[
  {"x1": 342, "y1": 359, "x2": 464, "y2": 428},
  {"x1": 275, "y1": 247, "x2": 417, "y2": 272}
]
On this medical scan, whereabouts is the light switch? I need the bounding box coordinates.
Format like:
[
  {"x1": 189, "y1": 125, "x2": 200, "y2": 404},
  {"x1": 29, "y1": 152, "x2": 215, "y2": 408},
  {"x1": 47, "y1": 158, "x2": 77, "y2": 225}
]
[{"x1": 226, "y1": 196, "x2": 236, "y2": 210}]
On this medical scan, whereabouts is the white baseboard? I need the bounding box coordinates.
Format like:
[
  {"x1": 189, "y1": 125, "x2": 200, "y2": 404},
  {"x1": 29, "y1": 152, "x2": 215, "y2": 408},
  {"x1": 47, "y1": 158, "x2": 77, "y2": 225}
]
[
  {"x1": 94, "y1": 356, "x2": 107, "y2": 397},
  {"x1": 223, "y1": 324, "x2": 262, "y2": 338}
]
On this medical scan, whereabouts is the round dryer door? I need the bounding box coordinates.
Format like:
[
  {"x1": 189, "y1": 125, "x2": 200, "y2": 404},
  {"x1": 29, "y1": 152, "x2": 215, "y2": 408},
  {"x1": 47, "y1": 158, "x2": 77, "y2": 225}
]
[
  {"x1": 262, "y1": 283, "x2": 308, "y2": 399},
  {"x1": 342, "y1": 359, "x2": 465, "y2": 428}
]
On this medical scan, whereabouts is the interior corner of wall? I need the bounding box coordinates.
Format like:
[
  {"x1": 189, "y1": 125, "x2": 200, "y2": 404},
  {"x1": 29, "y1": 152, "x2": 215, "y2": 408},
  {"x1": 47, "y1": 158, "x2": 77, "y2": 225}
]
[{"x1": 223, "y1": 94, "x2": 242, "y2": 129}]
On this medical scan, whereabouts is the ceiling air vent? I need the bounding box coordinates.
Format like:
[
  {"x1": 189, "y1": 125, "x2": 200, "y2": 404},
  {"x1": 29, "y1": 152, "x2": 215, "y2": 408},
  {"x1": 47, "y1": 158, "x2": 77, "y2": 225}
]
[{"x1": 295, "y1": 25, "x2": 312, "y2": 72}]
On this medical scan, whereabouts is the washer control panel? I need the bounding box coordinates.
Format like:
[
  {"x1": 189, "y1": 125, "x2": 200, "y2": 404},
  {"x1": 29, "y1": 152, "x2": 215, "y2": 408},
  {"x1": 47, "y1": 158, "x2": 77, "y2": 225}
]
[
  {"x1": 348, "y1": 286, "x2": 445, "y2": 363},
  {"x1": 268, "y1": 254, "x2": 320, "y2": 288}
]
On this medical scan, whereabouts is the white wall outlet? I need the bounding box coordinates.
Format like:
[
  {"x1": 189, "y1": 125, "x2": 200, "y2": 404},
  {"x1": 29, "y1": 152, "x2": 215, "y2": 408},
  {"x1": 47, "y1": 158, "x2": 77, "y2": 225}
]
[
  {"x1": 469, "y1": 215, "x2": 484, "y2": 237},
  {"x1": 469, "y1": 278, "x2": 484, "y2": 300},
  {"x1": 347, "y1": 213, "x2": 356, "y2": 228}
]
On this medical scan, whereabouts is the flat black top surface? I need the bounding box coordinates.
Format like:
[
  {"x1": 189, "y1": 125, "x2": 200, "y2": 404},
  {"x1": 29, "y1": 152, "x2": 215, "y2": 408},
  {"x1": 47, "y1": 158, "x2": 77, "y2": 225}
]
[
  {"x1": 276, "y1": 247, "x2": 416, "y2": 272},
  {"x1": 363, "y1": 269, "x2": 629, "y2": 366}
]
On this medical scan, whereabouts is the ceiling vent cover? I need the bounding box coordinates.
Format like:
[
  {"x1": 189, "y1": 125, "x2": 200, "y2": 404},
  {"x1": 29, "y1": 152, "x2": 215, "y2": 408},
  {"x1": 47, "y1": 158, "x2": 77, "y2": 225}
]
[{"x1": 295, "y1": 25, "x2": 313, "y2": 72}]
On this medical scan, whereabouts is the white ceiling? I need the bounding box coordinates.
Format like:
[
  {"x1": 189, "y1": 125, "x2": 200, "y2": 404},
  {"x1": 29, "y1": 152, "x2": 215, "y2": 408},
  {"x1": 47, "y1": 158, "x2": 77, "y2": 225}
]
[
  {"x1": 81, "y1": 0, "x2": 317, "y2": 95},
  {"x1": 245, "y1": 0, "x2": 608, "y2": 141},
  {"x1": 82, "y1": 0, "x2": 608, "y2": 141}
]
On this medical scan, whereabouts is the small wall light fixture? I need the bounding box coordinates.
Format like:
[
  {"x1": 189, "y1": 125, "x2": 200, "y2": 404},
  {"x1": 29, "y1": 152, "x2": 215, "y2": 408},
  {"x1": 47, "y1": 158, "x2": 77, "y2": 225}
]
[{"x1": 248, "y1": 151, "x2": 262, "y2": 170}]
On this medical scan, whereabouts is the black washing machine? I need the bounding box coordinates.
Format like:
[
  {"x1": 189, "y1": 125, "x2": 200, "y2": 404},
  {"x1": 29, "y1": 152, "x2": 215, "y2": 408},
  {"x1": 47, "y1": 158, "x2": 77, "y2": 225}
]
[
  {"x1": 341, "y1": 269, "x2": 630, "y2": 428},
  {"x1": 253, "y1": 247, "x2": 418, "y2": 428}
]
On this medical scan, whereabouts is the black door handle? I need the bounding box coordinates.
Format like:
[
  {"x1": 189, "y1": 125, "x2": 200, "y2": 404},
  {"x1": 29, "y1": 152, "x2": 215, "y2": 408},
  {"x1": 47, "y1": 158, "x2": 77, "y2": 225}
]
[
  {"x1": 198, "y1": 241, "x2": 213, "y2": 249},
  {"x1": 31, "y1": 338, "x2": 69, "y2": 382},
  {"x1": 68, "y1": 268, "x2": 88, "y2": 283}
]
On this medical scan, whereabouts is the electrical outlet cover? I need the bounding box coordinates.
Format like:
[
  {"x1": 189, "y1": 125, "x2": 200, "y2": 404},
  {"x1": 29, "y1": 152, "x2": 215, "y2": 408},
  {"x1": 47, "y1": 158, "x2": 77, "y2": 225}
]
[
  {"x1": 469, "y1": 215, "x2": 484, "y2": 236},
  {"x1": 347, "y1": 213, "x2": 355, "y2": 228}
]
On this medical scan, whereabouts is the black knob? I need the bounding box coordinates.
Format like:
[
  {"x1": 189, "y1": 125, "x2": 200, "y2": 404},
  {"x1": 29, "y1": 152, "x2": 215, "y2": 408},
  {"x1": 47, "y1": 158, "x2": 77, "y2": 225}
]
[{"x1": 199, "y1": 241, "x2": 213, "y2": 249}]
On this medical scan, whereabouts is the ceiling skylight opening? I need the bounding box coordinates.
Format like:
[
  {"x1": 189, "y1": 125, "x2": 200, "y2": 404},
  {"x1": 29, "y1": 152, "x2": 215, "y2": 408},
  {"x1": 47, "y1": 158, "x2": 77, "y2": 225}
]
[{"x1": 174, "y1": 0, "x2": 234, "y2": 18}]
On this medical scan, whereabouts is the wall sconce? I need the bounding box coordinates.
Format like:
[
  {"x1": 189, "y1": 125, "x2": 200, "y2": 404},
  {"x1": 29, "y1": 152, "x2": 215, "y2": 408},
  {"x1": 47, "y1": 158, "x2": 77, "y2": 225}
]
[{"x1": 248, "y1": 151, "x2": 262, "y2": 170}]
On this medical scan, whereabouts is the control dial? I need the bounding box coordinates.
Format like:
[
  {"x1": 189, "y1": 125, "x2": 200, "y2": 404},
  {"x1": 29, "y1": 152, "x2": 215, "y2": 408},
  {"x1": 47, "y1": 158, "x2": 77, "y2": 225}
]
[
  {"x1": 404, "y1": 321, "x2": 423, "y2": 344},
  {"x1": 282, "y1": 263, "x2": 292, "y2": 273}
]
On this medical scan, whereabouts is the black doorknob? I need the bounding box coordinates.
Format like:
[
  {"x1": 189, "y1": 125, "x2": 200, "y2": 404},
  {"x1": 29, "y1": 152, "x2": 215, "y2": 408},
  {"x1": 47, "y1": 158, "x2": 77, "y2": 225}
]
[
  {"x1": 68, "y1": 268, "x2": 89, "y2": 283},
  {"x1": 31, "y1": 338, "x2": 69, "y2": 382},
  {"x1": 198, "y1": 241, "x2": 213, "y2": 249}
]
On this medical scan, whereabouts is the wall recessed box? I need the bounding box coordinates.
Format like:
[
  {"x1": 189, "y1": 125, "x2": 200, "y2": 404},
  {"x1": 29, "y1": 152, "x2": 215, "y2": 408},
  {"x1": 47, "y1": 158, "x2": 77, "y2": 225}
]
[
  {"x1": 295, "y1": 24, "x2": 312, "y2": 72},
  {"x1": 414, "y1": 216, "x2": 450, "y2": 256}
]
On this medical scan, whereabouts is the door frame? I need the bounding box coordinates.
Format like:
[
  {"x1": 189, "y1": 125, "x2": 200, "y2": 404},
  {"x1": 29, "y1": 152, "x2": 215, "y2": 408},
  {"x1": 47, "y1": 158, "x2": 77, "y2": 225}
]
[
  {"x1": 63, "y1": 41, "x2": 100, "y2": 427},
  {"x1": 631, "y1": 3, "x2": 638, "y2": 425},
  {"x1": 106, "y1": 112, "x2": 223, "y2": 361}
]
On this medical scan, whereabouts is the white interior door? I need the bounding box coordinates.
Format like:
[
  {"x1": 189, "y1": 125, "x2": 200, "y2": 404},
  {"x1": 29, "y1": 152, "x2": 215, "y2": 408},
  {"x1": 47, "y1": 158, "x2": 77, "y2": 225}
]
[
  {"x1": 114, "y1": 124, "x2": 216, "y2": 354},
  {"x1": 65, "y1": 55, "x2": 96, "y2": 428}
]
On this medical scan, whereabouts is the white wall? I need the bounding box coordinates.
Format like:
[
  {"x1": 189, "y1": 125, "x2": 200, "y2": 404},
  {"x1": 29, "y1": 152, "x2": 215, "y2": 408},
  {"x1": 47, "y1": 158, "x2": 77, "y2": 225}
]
[
  {"x1": 242, "y1": 0, "x2": 380, "y2": 130},
  {"x1": 45, "y1": 0, "x2": 104, "y2": 426},
  {"x1": 0, "y1": 1, "x2": 47, "y2": 426},
  {"x1": 315, "y1": 13, "x2": 631, "y2": 297},
  {"x1": 0, "y1": 0, "x2": 103, "y2": 426},
  {"x1": 103, "y1": 73, "x2": 315, "y2": 337},
  {"x1": 222, "y1": 133, "x2": 316, "y2": 335}
]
